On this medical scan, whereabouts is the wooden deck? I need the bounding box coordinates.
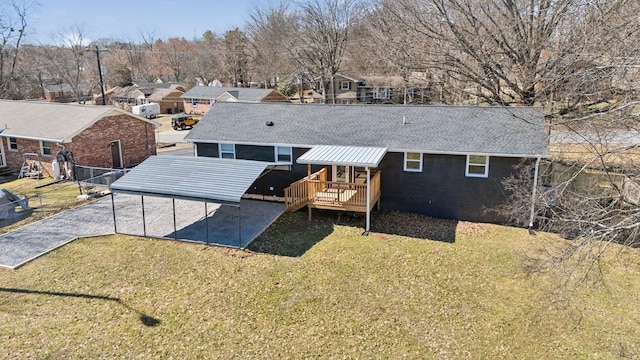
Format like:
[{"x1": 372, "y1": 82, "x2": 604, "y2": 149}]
[{"x1": 284, "y1": 168, "x2": 381, "y2": 213}]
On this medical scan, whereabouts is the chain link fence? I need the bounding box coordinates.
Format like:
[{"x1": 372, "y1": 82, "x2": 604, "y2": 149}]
[{"x1": 73, "y1": 165, "x2": 129, "y2": 195}]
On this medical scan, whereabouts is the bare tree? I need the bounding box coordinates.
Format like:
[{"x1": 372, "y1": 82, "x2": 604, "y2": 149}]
[
  {"x1": 223, "y1": 28, "x2": 250, "y2": 86},
  {"x1": 377, "y1": 0, "x2": 591, "y2": 106},
  {"x1": 153, "y1": 37, "x2": 194, "y2": 82},
  {"x1": 291, "y1": 0, "x2": 363, "y2": 103},
  {"x1": 188, "y1": 30, "x2": 226, "y2": 86},
  {"x1": 38, "y1": 26, "x2": 95, "y2": 103},
  {"x1": 0, "y1": 0, "x2": 31, "y2": 99},
  {"x1": 497, "y1": 0, "x2": 640, "y2": 284},
  {"x1": 246, "y1": 2, "x2": 297, "y2": 88}
]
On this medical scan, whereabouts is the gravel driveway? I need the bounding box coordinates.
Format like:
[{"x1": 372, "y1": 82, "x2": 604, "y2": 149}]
[{"x1": 0, "y1": 195, "x2": 284, "y2": 269}]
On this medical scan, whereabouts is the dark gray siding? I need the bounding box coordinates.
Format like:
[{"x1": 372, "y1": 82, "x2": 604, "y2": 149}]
[
  {"x1": 377, "y1": 152, "x2": 523, "y2": 223},
  {"x1": 247, "y1": 147, "x2": 321, "y2": 197},
  {"x1": 236, "y1": 144, "x2": 275, "y2": 162},
  {"x1": 196, "y1": 143, "x2": 219, "y2": 157}
]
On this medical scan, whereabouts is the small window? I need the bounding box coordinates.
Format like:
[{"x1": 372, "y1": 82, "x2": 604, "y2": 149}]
[
  {"x1": 340, "y1": 81, "x2": 351, "y2": 90},
  {"x1": 8, "y1": 137, "x2": 17, "y2": 151},
  {"x1": 466, "y1": 155, "x2": 489, "y2": 178},
  {"x1": 41, "y1": 141, "x2": 52, "y2": 157},
  {"x1": 404, "y1": 152, "x2": 422, "y2": 172},
  {"x1": 191, "y1": 98, "x2": 198, "y2": 107},
  {"x1": 341, "y1": 99, "x2": 350, "y2": 105},
  {"x1": 219, "y1": 143, "x2": 235, "y2": 159},
  {"x1": 276, "y1": 146, "x2": 292, "y2": 164}
]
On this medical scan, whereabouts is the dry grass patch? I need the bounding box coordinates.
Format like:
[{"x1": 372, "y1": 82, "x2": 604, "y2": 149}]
[{"x1": 1, "y1": 211, "x2": 639, "y2": 358}]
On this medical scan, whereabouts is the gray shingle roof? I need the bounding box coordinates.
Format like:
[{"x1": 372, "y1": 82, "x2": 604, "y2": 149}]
[
  {"x1": 0, "y1": 100, "x2": 158, "y2": 142},
  {"x1": 185, "y1": 102, "x2": 550, "y2": 157},
  {"x1": 181, "y1": 86, "x2": 283, "y2": 102}
]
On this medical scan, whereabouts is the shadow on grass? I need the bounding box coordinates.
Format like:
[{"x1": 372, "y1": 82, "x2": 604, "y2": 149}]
[
  {"x1": 0, "y1": 287, "x2": 161, "y2": 327},
  {"x1": 370, "y1": 210, "x2": 458, "y2": 243},
  {"x1": 248, "y1": 210, "x2": 334, "y2": 257},
  {"x1": 249, "y1": 209, "x2": 458, "y2": 257}
]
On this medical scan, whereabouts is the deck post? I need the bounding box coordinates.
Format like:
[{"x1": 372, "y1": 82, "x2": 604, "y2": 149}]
[
  {"x1": 111, "y1": 193, "x2": 117, "y2": 234},
  {"x1": 307, "y1": 164, "x2": 312, "y2": 221},
  {"x1": 364, "y1": 167, "x2": 371, "y2": 235},
  {"x1": 141, "y1": 195, "x2": 147, "y2": 237}
]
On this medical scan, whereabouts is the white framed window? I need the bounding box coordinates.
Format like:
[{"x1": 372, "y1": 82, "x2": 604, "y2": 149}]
[
  {"x1": 40, "y1": 141, "x2": 52, "y2": 157},
  {"x1": 219, "y1": 143, "x2": 235, "y2": 159},
  {"x1": 340, "y1": 81, "x2": 351, "y2": 90},
  {"x1": 404, "y1": 152, "x2": 422, "y2": 172},
  {"x1": 466, "y1": 155, "x2": 489, "y2": 178},
  {"x1": 373, "y1": 88, "x2": 390, "y2": 99},
  {"x1": 8, "y1": 137, "x2": 17, "y2": 151},
  {"x1": 340, "y1": 99, "x2": 350, "y2": 105},
  {"x1": 276, "y1": 146, "x2": 292, "y2": 164},
  {"x1": 191, "y1": 98, "x2": 198, "y2": 107}
]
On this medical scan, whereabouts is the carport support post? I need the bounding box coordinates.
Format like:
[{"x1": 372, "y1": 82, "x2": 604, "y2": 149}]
[
  {"x1": 111, "y1": 193, "x2": 117, "y2": 233},
  {"x1": 238, "y1": 205, "x2": 242, "y2": 248},
  {"x1": 141, "y1": 195, "x2": 147, "y2": 237},
  {"x1": 172, "y1": 198, "x2": 177, "y2": 240},
  {"x1": 205, "y1": 201, "x2": 209, "y2": 245}
]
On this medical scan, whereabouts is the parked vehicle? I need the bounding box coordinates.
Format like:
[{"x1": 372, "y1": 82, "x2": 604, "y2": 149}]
[
  {"x1": 132, "y1": 103, "x2": 160, "y2": 119},
  {"x1": 172, "y1": 114, "x2": 199, "y2": 130}
]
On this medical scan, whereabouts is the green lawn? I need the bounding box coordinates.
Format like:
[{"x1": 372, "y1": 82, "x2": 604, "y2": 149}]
[{"x1": 1, "y1": 211, "x2": 639, "y2": 358}]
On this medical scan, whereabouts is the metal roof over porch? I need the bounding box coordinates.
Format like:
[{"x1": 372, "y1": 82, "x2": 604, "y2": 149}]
[
  {"x1": 110, "y1": 156, "x2": 268, "y2": 205},
  {"x1": 296, "y1": 145, "x2": 387, "y2": 167}
]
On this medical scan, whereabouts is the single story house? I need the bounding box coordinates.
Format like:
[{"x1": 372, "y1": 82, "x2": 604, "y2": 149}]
[
  {"x1": 185, "y1": 102, "x2": 550, "y2": 224},
  {"x1": 180, "y1": 86, "x2": 290, "y2": 115},
  {"x1": 43, "y1": 83, "x2": 94, "y2": 103},
  {"x1": 0, "y1": 100, "x2": 159, "y2": 176},
  {"x1": 113, "y1": 83, "x2": 186, "y2": 112}
]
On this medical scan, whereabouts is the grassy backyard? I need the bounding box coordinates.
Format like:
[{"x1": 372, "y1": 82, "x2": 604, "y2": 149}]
[
  {"x1": 1, "y1": 210, "x2": 639, "y2": 358},
  {"x1": 0, "y1": 177, "x2": 87, "y2": 235}
]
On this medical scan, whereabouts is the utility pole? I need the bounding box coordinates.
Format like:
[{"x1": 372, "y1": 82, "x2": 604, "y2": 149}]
[{"x1": 94, "y1": 45, "x2": 106, "y2": 105}]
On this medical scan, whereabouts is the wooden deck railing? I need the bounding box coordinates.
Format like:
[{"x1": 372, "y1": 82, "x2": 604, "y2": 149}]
[
  {"x1": 284, "y1": 169, "x2": 381, "y2": 212},
  {"x1": 284, "y1": 168, "x2": 327, "y2": 212}
]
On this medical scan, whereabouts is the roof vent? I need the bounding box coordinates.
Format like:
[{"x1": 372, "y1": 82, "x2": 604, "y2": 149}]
[{"x1": 266, "y1": 121, "x2": 274, "y2": 126}]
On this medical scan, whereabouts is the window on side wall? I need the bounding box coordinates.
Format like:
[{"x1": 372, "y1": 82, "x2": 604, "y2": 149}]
[
  {"x1": 8, "y1": 137, "x2": 17, "y2": 151},
  {"x1": 466, "y1": 155, "x2": 489, "y2": 178},
  {"x1": 191, "y1": 98, "x2": 198, "y2": 107},
  {"x1": 340, "y1": 81, "x2": 351, "y2": 90},
  {"x1": 404, "y1": 152, "x2": 422, "y2": 172},
  {"x1": 219, "y1": 143, "x2": 235, "y2": 159},
  {"x1": 41, "y1": 141, "x2": 52, "y2": 157},
  {"x1": 276, "y1": 146, "x2": 292, "y2": 164}
]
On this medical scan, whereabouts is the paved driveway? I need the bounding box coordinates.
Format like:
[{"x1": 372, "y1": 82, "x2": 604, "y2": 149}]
[{"x1": 0, "y1": 195, "x2": 284, "y2": 269}]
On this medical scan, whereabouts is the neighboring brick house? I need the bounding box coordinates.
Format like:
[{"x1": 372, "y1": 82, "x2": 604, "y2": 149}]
[
  {"x1": 0, "y1": 100, "x2": 159, "y2": 176},
  {"x1": 147, "y1": 88, "x2": 185, "y2": 114},
  {"x1": 180, "y1": 86, "x2": 290, "y2": 115},
  {"x1": 113, "y1": 83, "x2": 186, "y2": 112}
]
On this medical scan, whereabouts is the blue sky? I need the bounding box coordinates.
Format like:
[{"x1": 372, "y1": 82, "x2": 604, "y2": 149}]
[{"x1": 29, "y1": 0, "x2": 272, "y2": 44}]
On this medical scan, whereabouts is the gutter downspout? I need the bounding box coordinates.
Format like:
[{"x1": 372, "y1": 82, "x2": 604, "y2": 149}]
[{"x1": 528, "y1": 157, "x2": 541, "y2": 233}]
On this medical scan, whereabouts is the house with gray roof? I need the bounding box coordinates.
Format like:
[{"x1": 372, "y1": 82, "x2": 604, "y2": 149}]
[
  {"x1": 181, "y1": 86, "x2": 289, "y2": 115},
  {"x1": 185, "y1": 102, "x2": 550, "y2": 223},
  {"x1": 0, "y1": 100, "x2": 159, "y2": 177}
]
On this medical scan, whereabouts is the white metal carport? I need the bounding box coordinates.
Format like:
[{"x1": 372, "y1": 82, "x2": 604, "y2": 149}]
[
  {"x1": 296, "y1": 145, "x2": 387, "y2": 234},
  {"x1": 109, "y1": 156, "x2": 270, "y2": 248}
]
